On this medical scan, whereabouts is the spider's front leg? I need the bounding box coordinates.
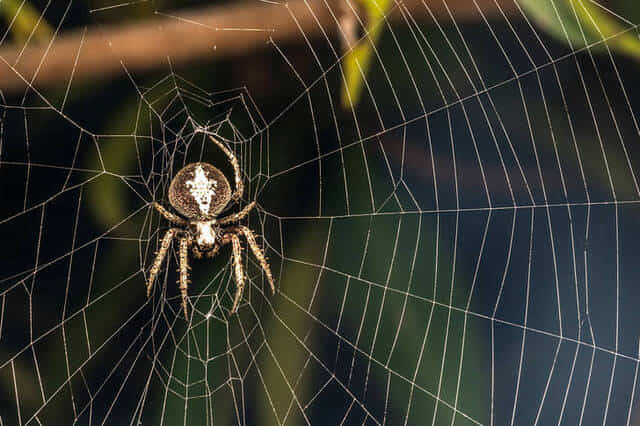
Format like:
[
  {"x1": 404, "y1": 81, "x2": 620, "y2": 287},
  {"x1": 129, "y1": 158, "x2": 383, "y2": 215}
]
[
  {"x1": 235, "y1": 226, "x2": 275, "y2": 294},
  {"x1": 147, "y1": 228, "x2": 179, "y2": 297},
  {"x1": 223, "y1": 225, "x2": 276, "y2": 313},
  {"x1": 178, "y1": 237, "x2": 191, "y2": 319}
]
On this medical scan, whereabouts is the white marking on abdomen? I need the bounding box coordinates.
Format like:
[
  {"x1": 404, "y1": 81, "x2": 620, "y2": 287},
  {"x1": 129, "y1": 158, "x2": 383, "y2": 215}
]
[{"x1": 186, "y1": 165, "x2": 218, "y2": 215}]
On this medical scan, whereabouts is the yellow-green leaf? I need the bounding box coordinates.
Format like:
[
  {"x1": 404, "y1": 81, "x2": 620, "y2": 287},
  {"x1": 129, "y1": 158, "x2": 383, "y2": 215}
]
[
  {"x1": 341, "y1": 0, "x2": 393, "y2": 109},
  {"x1": 0, "y1": 0, "x2": 53, "y2": 44},
  {"x1": 520, "y1": 0, "x2": 640, "y2": 59}
]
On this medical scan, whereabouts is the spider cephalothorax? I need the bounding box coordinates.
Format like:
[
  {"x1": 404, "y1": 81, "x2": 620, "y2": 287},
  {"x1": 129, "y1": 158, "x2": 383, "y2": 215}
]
[{"x1": 146, "y1": 135, "x2": 275, "y2": 318}]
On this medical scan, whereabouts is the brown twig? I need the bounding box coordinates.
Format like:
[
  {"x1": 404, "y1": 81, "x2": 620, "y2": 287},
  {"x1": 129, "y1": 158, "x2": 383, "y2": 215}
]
[{"x1": 0, "y1": 0, "x2": 517, "y2": 92}]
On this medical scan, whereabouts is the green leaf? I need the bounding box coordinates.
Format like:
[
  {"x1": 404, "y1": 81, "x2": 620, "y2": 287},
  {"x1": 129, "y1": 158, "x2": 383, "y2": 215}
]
[
  {"x1": 519, "y1": 0, "x2": 640, "y2": 59},
  {"x1": 0, "y1": 0, "x2": 53, "y2": 43},
  {"x1": 341, "y1": 0, "x2": 393, "y2": 109}
]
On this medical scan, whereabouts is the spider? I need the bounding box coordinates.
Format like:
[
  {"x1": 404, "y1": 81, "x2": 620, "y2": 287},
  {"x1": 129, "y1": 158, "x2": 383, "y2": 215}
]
[{"x1": 146, "y1": 135, "x2": 275, "y2": 318}]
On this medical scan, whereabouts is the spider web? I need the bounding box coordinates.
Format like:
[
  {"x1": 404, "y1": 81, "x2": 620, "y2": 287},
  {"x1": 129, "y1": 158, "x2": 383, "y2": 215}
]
[{"x1": 1, "y1": 0, "x2": 640, "y2": 424}]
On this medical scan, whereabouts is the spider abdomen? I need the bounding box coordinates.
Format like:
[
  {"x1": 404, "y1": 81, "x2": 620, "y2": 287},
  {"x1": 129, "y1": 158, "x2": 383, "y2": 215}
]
[{"x1": 169, "y1": 162, "x2": 231, "y2": 220}]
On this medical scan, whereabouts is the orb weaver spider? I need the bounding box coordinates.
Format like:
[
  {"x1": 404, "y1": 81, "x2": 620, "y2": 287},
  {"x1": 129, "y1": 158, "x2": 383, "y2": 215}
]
[{"x1": 146, "y1": 135, "x2": 275, "y2": 318}]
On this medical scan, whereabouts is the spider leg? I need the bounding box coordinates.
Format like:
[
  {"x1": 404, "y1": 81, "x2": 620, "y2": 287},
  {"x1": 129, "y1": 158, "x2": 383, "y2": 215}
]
[
  {"x1": 147, "y1": 228, "x2": 179, "y2": 297},
  {"x1": 208, "y1": 135, "x2": 243, "y2": 201},
  {"x1": 153, "y1": 202, "x2": 187, "y2": 226},
  {"x1": 178, "y1": 236, "x2": 191, "y2": 319},
  {"x1": 218, "y1": 201, "x2": 256, "y2": 225},
  {"x1": 230, "y1": 234, "x2": 245, "y2": 313},
  {"x1": 235, "y1": 225, "x2": 275, "y2": 295}
]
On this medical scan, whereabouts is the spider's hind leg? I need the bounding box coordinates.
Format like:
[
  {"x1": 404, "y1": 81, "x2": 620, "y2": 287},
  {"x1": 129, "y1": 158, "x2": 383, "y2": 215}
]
[
  {"x1": 230, "y1": 234, "x2": 246, "y2": 313},
  {"x1": 208, "y1": 135, "x2": 243, "y2": 201},
  {"x1": 153, "y1": 202, "x2": 187, "y2": 226},
  {"x1": 218, "y1": 201, "x2": 256, "y2": 225}
]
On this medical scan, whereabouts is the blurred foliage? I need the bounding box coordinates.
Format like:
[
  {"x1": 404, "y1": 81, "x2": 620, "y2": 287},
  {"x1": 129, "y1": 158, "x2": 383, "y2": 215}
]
[
  {"x1": 344, "y1": 0, "x2": 640, "y2": 109},
  {"x1": 87, "y1": 95, "x2": 144, "y2": 232},
  {"x1": 341, "y1": 0, "x2": 392, "y2": 109},
  {"x1": 0, "y1": 0, "x2": 52, "y2": 43},
  {"x1": 520, "y1": 0, "x2": 640, "y2": 59}
]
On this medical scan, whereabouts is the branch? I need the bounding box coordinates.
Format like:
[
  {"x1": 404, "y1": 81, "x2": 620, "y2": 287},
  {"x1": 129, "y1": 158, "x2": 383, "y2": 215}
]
[{"x1": 0, "y1": 0, "x2": 517, "y2": 92}]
